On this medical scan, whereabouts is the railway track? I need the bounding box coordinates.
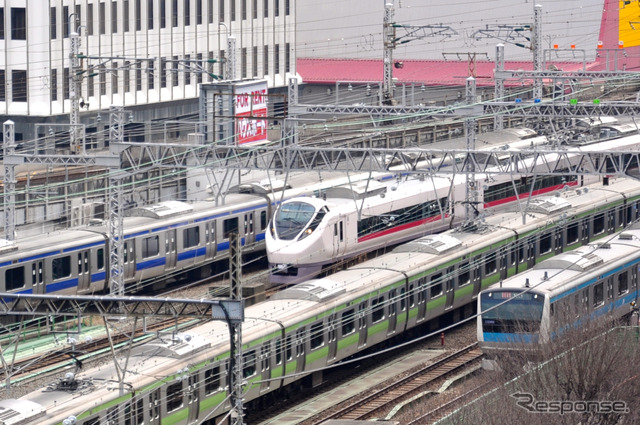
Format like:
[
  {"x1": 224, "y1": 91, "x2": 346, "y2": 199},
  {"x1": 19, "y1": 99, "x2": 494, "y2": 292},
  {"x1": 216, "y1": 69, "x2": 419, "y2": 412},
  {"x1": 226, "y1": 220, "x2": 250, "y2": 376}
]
[
  {"x1": 407, "y1": 381, "x2": 494, "y2": 425},
  {"x1": 306, "y1": 343, "x2": 483, "y2": 424}
]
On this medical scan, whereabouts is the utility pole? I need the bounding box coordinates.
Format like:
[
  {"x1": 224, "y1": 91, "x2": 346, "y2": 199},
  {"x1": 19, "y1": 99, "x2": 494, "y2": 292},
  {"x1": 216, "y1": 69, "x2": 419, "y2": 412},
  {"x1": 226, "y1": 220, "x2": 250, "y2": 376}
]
[{"x1": 69, "y1": 16, "x2": 83, "y2": 154}]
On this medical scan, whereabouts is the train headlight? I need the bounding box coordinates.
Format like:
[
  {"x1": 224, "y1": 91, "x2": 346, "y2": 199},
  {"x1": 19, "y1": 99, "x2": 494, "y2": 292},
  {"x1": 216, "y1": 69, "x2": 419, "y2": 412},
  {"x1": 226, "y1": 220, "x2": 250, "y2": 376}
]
[{"x1": 298, "y1": 227, "x2": 313, "y2": 240}]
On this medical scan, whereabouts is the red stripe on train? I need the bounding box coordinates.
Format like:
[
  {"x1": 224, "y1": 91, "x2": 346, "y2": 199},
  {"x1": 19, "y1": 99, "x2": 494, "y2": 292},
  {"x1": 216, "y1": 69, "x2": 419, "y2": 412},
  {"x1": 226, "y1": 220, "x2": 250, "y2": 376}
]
[
  {"x1": 483, "y1": 181, "x2": 578, "y2": 208},
  {"x1": 357, "y1": 214, "x2": 446, "y2": 243}
]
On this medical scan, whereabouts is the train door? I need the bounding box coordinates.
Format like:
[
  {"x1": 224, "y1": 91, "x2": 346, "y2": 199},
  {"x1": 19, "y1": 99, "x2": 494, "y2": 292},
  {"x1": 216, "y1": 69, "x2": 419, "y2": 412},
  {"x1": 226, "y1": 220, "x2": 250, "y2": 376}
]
[
  {"x1": 332, "y1": 219, "x2": 346, "y2": 258},
  {"x1": 165, "y1": 230, "x2": 177, "y2": 270},
  {"x1": 123, "y1": 241, "x2": 136, "y2": 280},
  {"x1": 77, "y1": 250, "x2": 91, "y2": 292},
  {"x1": 31, "y1": 261, "x2": 44, "y2": 294},
  {"x1": 260, "y1": 344, "x2": 271, "y2": 392},
  {"x1": 445, "y1": 267, "x2": 455, "y2": 310},
  {"x1": 581, "y1": 218, "x2": 590, "y2": 245},
  {"x1": 244, "y1": 213, "x2": 255, "y2": 246},
  {"x1": 187, "y1": 373, "x2": 200, "y2": 424},
  {"x1": 554, "y1": 227, "x2": 564, "y2": 255},
  {"x1": 327, "y1": 314, "x2": 338, "y2": 362},
  {"x1": 607, "y1": 209, "x2": 616, "y2": 234},
  {"x1": 527, "y1": 238, "x2": 536, "y2": 268},
  {"x1": 295, "y1": 328, "x2": 306, "y2": 374},
  {"x1": 472, "y1": 257, "x2": 482, "y2": 297},
  {"x1": 205, "y1": 220, "x2": 217, "y2": 259},
  {"x1": 357, "y1": 301, "x2": 368, "y2": 348},
  {"x1": 387, "y1": 290, "x2": 397, "y2": 335}
]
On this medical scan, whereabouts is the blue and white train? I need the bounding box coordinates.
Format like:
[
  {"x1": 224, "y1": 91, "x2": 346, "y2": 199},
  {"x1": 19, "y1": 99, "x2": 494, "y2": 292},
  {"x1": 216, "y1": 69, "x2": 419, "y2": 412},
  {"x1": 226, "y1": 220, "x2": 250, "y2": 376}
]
[{"x1": 478, "y1": 223, "x2": 640, "y2": 356}]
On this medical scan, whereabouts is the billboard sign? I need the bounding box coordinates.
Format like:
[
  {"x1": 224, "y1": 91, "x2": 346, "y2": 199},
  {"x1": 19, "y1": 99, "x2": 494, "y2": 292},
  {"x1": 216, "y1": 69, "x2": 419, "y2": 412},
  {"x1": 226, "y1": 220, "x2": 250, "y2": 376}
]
[{"x1": 234, "y1": 80, "x2": 268, "y2": 145}]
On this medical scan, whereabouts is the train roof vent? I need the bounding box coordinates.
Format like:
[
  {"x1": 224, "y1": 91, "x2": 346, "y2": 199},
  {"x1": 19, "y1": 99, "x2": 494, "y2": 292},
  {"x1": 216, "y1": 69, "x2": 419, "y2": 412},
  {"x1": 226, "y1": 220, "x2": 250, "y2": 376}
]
[
  {"x1": 526, "y1": 197, "x2": 571, "y2": 214},
  {"x1": 537, "y1": 251, "x2": 603, "y2": 272},
  {"x1": 0, "y1": 239, "x2": 18, "y2": 254},
  {"x1": 272, "y1": 281, "x2": 346, "y2": 302},
  {"x1": 131, "y1": 334, "x2": 210, "y2": 358},
  {"x1": 619, "y1": 232, "x2": 634, "y2": 240},
  {"x1": 393, "y1": 234, "x2": 462, "y2": 254},
  {"x1": 324, "y1": 180, "x2": 387, "y2": 200},
  {"x1": 0, "y1": 400, "x2": 45, "y2": 425},
  {"x1": 127, "y1": 201, "x2": 193, "y2": 219}
]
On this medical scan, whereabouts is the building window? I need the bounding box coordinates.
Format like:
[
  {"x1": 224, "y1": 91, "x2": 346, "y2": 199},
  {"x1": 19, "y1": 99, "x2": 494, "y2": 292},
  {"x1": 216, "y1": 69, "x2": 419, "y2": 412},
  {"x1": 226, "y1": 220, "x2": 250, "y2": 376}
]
[
  {"x1": 196, "y1": 0, "x2": 202, "y2": 24},
  {"x1": 63, "y1": 6, "x2": 70, "y2": 38},
  {"x1": 252, "y1": 46, "x2": 258, "y2": 77},
  {"x1": 274, "y1": 0, "x2": 279, "y2": 17},
  {"x1": 252, "y1": 0, "x2": 257, "y2": 19},
  {"x1": 111, "y1": 1, "x2": 118, "y2": 33},
  {"x1": 184, "y1": 0, "x2": 190, "y2": 25},
  {"x1": 242, "y1": 0, "x2": 246, "y2": 19},
  {"x1": 148, "y1": 60, "x2": 155, "y2": 89},
  {"x1": 123, "y1": 0, "x2": 130, "y2": 31},
  {"x1": 11, "y1": 8, "x2": 26, "y2": 40},
  {"x1": 263, "y1": 0, "x2": 268, "y2": 17},
  {"x1": 63, "y1": 68, "x2": 69, "y2": 99},
  {"x1": 99, "y1": 65, "x2": 106, "y2": 95},
  {"x1": 207, "y1": 0, "x2": 213, "y2": 23},
  {"x1": 148, "y1": 0, "x2": 154, "y2": 29},
  {"x1": 88, "y1": 72, "x2": 94, "y2": 97},
  {"x1": 124, "y1": 61, "x2": 131, "y2": 92},
  {"x1": 172, "y1": 56, "x2": 178, "y2": 87},
  {"x1": 241, "y1": 47, "x2": 247, "y2": 78},
  {"x1": 51, "y1": 69, "x2": 58, "y2": 101},
  {"x1": 285, "y1": 42, "x2": 290, "y2": 73},
  {"x1": 112, "y1": 62, "x2": 118, "y2": 93},
  {"x1": 12, "y1": 70, "x2": 27, "y2": 102},
  {"x1": 185, "y1": 54, "x2": 191, "y2": 84},
  {"x1": 219, "y1": 0, "x2": 225, "y2": 22},
  {"x1": 50, "y1": 7, "x2": 57, "y2": 39},
  {"x1": 136, "y1": 60, "x2": 142, "y2": 91},
  {"x1": 0, "y1": 8, "x2": 4, "y2": 40},
  {"x1": 231, "y1": 0, "x2": 236, "y2": 21},
  {"x1": 99, "y1": 2, "x2": 105, "y2": 34},
  {"x1": 160, "y1": 0, "x2": 166, "y2": 27},
  {"x1": 160, "y1": 57, "x2": 167, "y2": 88},
  {"x1": 196, "y1": 53, "x2": 203, "y2": 83},
  {"x1": 0, "y1": 70, "x2": 5, "y2": 101},
  {"x1": 135, "y1": 0, "x2": 141, "y2": 30},
  {"x1": 87, "y1": 4, "x2": 94, "y2": 34},
  {"x1": 285, "y1": 0, "x2": 289, "y2": 15},
  {"x1": 274, "y1": 43, "x2": 280, "y2": 75},
  {"x1": 172, "y1": 0, "x2": 178, "y2": 27},
  {"x1": 263, "y1": 45, "x2": 268, "y2": 75}
]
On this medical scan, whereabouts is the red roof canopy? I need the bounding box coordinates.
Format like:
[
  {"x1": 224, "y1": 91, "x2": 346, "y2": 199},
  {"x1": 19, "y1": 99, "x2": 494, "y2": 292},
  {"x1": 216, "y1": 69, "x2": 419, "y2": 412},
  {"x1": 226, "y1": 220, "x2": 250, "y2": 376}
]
[{"x1": 297, "y1": 58, "x2": 597, "y2": 87}]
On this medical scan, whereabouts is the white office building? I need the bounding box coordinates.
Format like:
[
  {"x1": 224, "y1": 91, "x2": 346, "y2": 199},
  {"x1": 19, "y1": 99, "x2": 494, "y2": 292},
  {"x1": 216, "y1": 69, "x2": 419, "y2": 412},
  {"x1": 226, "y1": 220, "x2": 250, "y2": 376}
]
[{"x1": 0, "y1": 0, "x2": 296, "y2": 140}]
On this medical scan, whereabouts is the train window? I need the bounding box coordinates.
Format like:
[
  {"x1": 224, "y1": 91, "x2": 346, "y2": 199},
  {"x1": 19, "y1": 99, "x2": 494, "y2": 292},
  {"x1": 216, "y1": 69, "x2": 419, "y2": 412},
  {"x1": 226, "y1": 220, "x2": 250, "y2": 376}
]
[
  {"x1": 107, "y1": 407, "x2": 118, "y2": 424},
  {"x1": 341, "y1": 309, "x2": 355, "y2": 335},
  {"x1": 135, "y1": 398, "x2": 144, "y2": 424},
  {"x1": 6, "y1": 266, "x2": 25, "y2": 290},
  {"x1": 166, "y1": 382, "x2": 183, "y2": 412},
  {"x1": 123, "y1": 401, "x2": 133, "y2": 425},
  {"x1": 484, "y1": 252, "x2": 497, "y2": 275},
  {"x1": 593, "y1": 283, "x2": 604, "y2": 307},
  {"x1": 372, "y1": 296, "x2": 385, "y2": 322},
  {"x1": 142, "y1": 236, "x2": 159, "y2": 258},
  {"x1": 593, "y1": 213, "x2": 605, "y2": 235},
  {"x1": 539, "y1": 234, "x2": 552, "y2": 254},
  {"x1": 223, "y1": 217, "x2": 239, "y2": 239},
  {"x1": 183, "y1": 226, "x2": 200, "y2": 249},
  {"x1": 52, "y1": 256, "x2": 71, "y2": 280},
  {"x1": 97, "y1": 248, "x2": 105, "y2": 270},
  {"x1": 430, "y1": 273, "x2": 443, "y2": 298},
  {"x1": 261, "y1": 210, "x2": 267, "y2": 230},
  {"x1": 408, "y1": 284, "x2": 415, "y2": 307},
  {"x1": 204, "y1": 366, "x2": 220, "y2": 394},
  {"x1": 150, "y1": 388, "x2": 160, "y2": 420},
  {"x1": 310, "y1": 322, "x2": 324, "y2": 350},
  {"x1": 618, "y1": 272, "x2": 629, "y2": 295},
  {"x1": 458, "y1": 263, "x2": 470, "y2": 286},
  {"x1": 567, "y1": 222, "x2": 579, "y2": 245},
  {"x1": 81, "y1": 417, "x2": 100, "y2": 425}
]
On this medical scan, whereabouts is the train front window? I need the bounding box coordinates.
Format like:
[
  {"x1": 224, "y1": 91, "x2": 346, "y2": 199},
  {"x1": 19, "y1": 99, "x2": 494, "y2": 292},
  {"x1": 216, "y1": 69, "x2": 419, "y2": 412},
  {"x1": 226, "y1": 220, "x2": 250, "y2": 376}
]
[
  {"x1": 481, "y1": 290, "x2": 544, "y2": 334},
  {"x1": 274, "y1": 201, "x2": 323, "y2": 241}
]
